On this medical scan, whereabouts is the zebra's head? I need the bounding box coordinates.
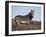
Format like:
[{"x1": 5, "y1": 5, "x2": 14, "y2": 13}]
[{"x1": 28, "y1": 9, "x2": 34, "y2": 20}]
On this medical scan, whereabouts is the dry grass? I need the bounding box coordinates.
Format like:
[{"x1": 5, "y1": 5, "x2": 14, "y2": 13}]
[{"x1": 12, "y1": 20, "x2": 41, "y2": 31}]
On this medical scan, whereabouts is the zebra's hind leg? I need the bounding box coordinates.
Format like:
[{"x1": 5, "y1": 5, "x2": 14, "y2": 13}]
[{"x1": 12, "y1": 20, "x2": 18, "y2": 31}]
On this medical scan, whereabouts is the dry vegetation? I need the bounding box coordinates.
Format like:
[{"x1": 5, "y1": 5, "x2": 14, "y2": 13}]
[{"x1": 12, "y1": 20, "x2": 41, "y2": 31}]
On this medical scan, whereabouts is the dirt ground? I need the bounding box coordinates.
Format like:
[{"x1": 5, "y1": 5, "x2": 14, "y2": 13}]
[{"x1": 12, "y1": 20, "x2": 41, "y2": 31}]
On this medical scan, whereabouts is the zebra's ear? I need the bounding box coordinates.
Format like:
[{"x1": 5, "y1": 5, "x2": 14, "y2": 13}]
[
  {"x1": 31, "y1": 9, "x2": 34, "y2": 16},
  {"x1": 32, "y1": 10, "x2": 34, "y2": 12},
  {"x1": 31, "y1": 9, "x2": 34, "y2": 12}
]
